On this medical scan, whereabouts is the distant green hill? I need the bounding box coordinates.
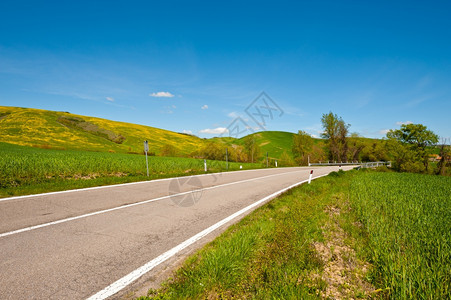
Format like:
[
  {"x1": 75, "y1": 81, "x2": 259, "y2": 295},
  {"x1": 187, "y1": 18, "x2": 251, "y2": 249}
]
[{"x1": 236, "y1": 131, "x2": 297, "y2": 159}]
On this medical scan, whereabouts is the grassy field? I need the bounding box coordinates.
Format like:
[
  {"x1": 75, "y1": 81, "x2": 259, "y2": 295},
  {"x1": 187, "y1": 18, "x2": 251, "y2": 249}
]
[
  {"x1": 0, "y1": 142, "x2": 263, "y2": 198},
  {"x1": 350, "y1": 172, "x2": 451, "y2": 298},
  {"x1": 139, "y1": 170, "x2": 450, "y2": 299}
]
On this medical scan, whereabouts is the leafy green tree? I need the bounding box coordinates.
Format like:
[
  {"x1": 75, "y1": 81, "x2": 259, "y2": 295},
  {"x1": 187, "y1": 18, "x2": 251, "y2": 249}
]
[
  {"x1": 200, "y1": 142, "x2": 224, "y2": 160},
  {"x1": 160, "y1": 144, "x2": 178, "y2": 157},
  {"x1": 321, "y1": 112, "x2": 350, "y2": 162},
  {"x1": 436, "y1": 139, "x2": 450, "y2": 176},
  {"x1": 292, "y1": 130, "x2": 313, "y2": 165},
  {"x1": 279, "y1": 150, "x2": 295, "y2": 166},
  {"x1": 243, "y1": 135, "x2": 260, "y2": 163},
  {"x1": 386, "y1": 123, "x2": 438, "y2": 172}
]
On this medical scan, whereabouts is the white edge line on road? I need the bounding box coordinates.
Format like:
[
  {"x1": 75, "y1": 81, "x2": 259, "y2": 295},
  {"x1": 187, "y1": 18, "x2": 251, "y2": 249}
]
[
  {"x1": 0, "y1": 167, "x2": 307, "y2": 202},
  {"x1": 87, "y1": 173, "x2": 329, "y2": 300},
  {"x1": 0, "y1": 169, "x2": 323, "y2": 238}
]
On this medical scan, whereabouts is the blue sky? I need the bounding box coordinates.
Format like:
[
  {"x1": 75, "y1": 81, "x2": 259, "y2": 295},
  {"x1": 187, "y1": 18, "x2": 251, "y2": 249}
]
[{"x1": 1, "y1": 0, "x2": 450, "y2": 140}]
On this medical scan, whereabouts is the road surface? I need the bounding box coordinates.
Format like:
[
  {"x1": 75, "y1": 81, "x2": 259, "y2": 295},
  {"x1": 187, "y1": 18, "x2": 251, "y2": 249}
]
[{"x1": 0, "y1": 166, "x2": 354, "y2": 299}]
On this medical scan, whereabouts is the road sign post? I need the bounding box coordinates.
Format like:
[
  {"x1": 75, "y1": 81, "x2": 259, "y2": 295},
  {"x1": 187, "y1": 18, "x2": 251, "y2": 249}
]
[
  {"x1": 266, "y1": 152, "x2": 269, "y2": 167},
  {"x1": 144, "y1": 140, "x2": 149, "y2": 177},
  {"x1": 204, "y1": 159, "x2": 207, "y2": 172},
  {"x1": 308, "y1": 170, "x2": 313, "y2": 184},
  {"x1": 226, "y1": 148, "x2": 229, "y2": 171}
]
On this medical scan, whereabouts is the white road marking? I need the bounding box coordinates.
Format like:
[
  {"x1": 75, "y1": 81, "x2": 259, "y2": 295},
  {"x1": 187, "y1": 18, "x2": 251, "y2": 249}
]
[
  {"x1": 0, "y1": 169, "x2": 317, "y2": 238},
  {"x1": 0, "y1": 167, "x2": 303, "y2": 202},
  {"x1": 87, "y1": 174, "x2": 328, "y2": 300}
]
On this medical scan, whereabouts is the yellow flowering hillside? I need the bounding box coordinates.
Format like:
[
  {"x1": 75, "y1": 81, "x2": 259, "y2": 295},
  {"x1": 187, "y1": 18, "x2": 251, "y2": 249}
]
[{"x1": 0, "y1": 106, "x2": 207, "y2": 155}]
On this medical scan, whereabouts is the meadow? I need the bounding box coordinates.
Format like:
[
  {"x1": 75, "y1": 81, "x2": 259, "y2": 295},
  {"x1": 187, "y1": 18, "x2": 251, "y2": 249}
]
[
  {"x1": 140, "y1": 170, "x2": 450, "y2": 299},
  {"x1": 350, "y1": 172, "x2": 450, "y2": 299},
  {"x1": 0, "y1": 142, "x2": 263, "y2": 197}
]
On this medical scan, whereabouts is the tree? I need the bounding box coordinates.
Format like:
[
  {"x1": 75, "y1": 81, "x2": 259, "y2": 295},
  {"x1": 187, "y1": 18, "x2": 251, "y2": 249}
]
[
  {"x1": 160, "y1": 144, "x2": 178, "y2": 157},
  {"x1": 292, "y1": 130, "x2": 313, "y2": 165},
  {"x1": 243, "y1": 135, "x2": 260, "y2": 163},
  {"x1": 347, "y1": 133, "x2": 365, "y2": 162},
  {"x1": 437, "y1": 138, "x2": 450, "y2": 176},
  {"x1": 321, "y1": 112, "x2": 350, "y2": 162},
  {"x1": 200, "y1": 142, "x2": 224, "y2": 160},
  {"x1": 387, "y1": 123, "x2": 438, "y2": 172},
  {"x1": 279, "y1": 150, "x2": 295, "y2": 167}
]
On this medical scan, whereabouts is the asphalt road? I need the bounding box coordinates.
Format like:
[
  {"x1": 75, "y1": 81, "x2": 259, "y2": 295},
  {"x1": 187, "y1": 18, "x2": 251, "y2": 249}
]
[{"x1": 0, "y1": 166, "x2": 354, "y2": 299}]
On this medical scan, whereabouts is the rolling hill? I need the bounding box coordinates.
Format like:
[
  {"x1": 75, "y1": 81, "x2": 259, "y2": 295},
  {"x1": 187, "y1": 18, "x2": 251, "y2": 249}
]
[
  {"x1": 0, "y1": 106, "x2": 210, "y2": 155},
  {"x1": 0, "y1": 106, "x2": 299, "y2": 158}
]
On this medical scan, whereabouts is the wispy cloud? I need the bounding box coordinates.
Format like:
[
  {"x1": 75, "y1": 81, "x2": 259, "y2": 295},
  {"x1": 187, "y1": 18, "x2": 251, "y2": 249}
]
[
  {"x1": 105, "y1": 96, "x2": 114, "y2": 102},
  {"x1": 150, "y1": 91, "x2": 175, "y2": 98},
  {"x1": 379, "y1": 129, "x2": 390, "y2": 135},
  {"x1": 183, "y1": 129, "x2": 193, "y2": 134},
  {"x1": 227, "y1": 111, "x2": 238, "y2": 118},
  {"x1": 201, "y1": 104, "x2": 208, "y2": 110},
  {"x1": 396, "y1": 121, "x2": 413, "y2": 126},
  {"x1": 405, "y1": 95, "x2": 433, "y2": 107},
  {"x1": 199, "y1": 127, "x2": 229, "y2": 134}
]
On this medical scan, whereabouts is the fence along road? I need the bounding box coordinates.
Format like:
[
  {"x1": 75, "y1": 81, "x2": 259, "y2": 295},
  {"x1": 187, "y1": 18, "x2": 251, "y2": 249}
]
[{"x1": 0, "y1": 165, "x2": 356, "y2": 299}]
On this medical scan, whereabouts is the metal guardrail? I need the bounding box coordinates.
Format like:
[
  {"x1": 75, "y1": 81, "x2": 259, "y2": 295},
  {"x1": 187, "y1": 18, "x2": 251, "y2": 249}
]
[{"x1": 309, "y1": 161, "x2": 391, "y2": 168}]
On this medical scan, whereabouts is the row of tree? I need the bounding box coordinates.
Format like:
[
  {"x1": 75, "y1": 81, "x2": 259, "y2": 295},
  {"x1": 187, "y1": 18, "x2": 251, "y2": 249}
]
[
  {"x1": 158, "y1": 111, "x2": 450, "y2": 175},
  {"x1": 305, "y1": 112, "x2": 449, "y2": 175}
]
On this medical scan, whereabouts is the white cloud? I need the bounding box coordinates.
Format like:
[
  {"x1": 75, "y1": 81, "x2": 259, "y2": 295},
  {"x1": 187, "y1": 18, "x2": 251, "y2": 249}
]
[
  {"x1": 150, "y1": 91, "x2": 175, "y2": 98},
  {"x1": 199, "y1": 127, "x2": 229, "y2": 134},
  {"x1": 171, "y1": 105, "x2": 177, "y2": 108},
  {"x1": 183, "y1": 129, "x2": 193, "y2": 134},
  {"x1": 105, "y1": 97, "x2": 114, "y2": 102},
  {"x1": 379, "y1": 129, "x2": 390, "y2": 135},
  {"x1": 201, "y1": 105, "x2": 208, "y2": 110},
  {"x1": 227, "y1": 111, "x2": 238, "y2": 118},
  {"x1": 396, "y1": 121, "x2": 413, "y2": 126}
]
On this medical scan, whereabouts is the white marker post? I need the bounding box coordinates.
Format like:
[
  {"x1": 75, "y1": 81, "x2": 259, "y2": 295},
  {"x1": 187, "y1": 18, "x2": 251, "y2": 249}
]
[
  {"x1": 275, "y1": 160, "x2": 278, "y2": 167},
  {"x1": 144, "y1": 140, "x2": 149, "y2": 177},
  {"x1": 308, "y1": 170, "x2": 313, "y2": 184},
  {"x1": 204, "y1": 159, "x2": 207, "y2": 172}
]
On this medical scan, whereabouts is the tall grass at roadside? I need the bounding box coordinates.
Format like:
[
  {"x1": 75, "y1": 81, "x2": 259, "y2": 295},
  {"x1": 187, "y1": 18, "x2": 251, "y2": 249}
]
[
  {"x1": 350, "y1": 172, "x2": 451, "y2": 299},
  {"x1": 0, "y1": 142, "x2": 262, "y2": 197},
  {"x1": 141, "y1": 172, "x2": 356, "y2": 299}
]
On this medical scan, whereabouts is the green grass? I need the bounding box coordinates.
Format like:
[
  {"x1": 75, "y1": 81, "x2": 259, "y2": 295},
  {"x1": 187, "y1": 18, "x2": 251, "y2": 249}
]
[
  {"x1": 235, "y1": 131, "x2": 297, "y2": 159},
  {"x1": 0, "y1": 142, "x2": 263, "y2": 198},
  {"x1": 140, "y1": 171, "x2": 357, "y2": 299},
  {"x1": 139, "y1": 170, "x2": 450, "y2": 299},
  {"x1": 350, "y1": 172, "x2": 451, "y2": 299}
]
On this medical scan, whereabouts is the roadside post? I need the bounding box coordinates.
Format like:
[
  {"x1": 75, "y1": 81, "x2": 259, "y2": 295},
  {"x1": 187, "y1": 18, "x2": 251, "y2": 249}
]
[
  {"x1": 308, "y1": 170, "x2": 313, "y2": 184},
  {"x1": 204, "y1": 159, "x2": 207, "y2": 172},
  {"x1": 226, "y1": 148, "x2": 229, "y2": 171},
  {"x1": 275, "y1": 160, "x2": 278, "y2": 167},
  {"x1": 266, "y1": 152, "x2": 269, "y2": 167},
  {"x1": 144, "y1": 140, "x2": 149, "y2": 177}
]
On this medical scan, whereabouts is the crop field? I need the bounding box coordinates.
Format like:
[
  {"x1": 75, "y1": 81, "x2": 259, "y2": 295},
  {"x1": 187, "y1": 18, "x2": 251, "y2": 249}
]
[
  {"x1": 0, "y1": 142, "x2": 263, "y2": 197},
  {"x1": 350, "y1": 172, "x2": 451, "y2": 299}
]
